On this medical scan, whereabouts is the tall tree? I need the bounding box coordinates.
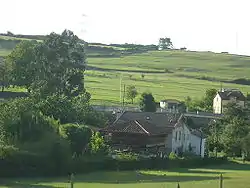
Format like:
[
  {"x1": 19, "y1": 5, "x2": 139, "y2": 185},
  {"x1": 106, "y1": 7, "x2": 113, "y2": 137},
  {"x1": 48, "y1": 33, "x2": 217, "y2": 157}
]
[
  {"x1": 139, "y1": 92, "x2": 156, "y2": 112},
  {"x1": 7, "y1": 40, "x2": 36, "y2": 92},
  {"x1": 158, "y1": 37, "x2": 173, "y2": 50},
  {"x1": 126, "y1": 85, "x2": 138, "y2": 104},
  {"x1": 9, "y1": 30, "x2": 86, "y2": 97},
  {"x1": 221, "y1": 117, "x2": 249, "y2": 156},
  {"x1": 219, "y1": 104, "x2": 250, "y2": 156}
]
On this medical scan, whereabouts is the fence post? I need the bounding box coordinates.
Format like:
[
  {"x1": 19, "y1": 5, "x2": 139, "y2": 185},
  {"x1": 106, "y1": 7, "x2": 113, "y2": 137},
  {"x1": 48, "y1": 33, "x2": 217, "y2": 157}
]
[
  {"x1": 70, "y1": 173, "x2": 74, "y2": 188},
  {"x1": 177, "y1": 182, "x2": 180, "y2": 188},
  {"x1": 219, "y1": 173, "x2": 223, "y2": 188}
]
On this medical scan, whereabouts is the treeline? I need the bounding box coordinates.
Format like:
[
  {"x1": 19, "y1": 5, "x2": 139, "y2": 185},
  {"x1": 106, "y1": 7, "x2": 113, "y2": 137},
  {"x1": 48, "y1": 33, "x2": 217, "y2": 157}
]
[{"x1": 0, "y1": 32, "x2": 47, "y2": 41}]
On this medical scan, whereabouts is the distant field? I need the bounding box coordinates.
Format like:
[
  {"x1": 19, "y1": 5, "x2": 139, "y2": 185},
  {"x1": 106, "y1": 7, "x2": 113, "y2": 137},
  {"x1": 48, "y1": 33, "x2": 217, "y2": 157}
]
[
  {"x1": 1, "y1": 162, "x2": 250, "y2": 188},
  {"x1": 0, "y1": 49, "x2": 11, "y2": 57},
  {"x1": 1, "y1": 35, "x2": 250, "y2": 106},
  {"x1": 86, "y1": 51, "x2": 250, "y2": 105}
]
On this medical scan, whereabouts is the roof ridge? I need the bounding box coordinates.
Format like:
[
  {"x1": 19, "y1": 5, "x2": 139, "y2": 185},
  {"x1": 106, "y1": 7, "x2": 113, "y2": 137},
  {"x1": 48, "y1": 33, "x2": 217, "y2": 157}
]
[{"x1": 134, "y1": 120, "x2": 149, "y2": 135}]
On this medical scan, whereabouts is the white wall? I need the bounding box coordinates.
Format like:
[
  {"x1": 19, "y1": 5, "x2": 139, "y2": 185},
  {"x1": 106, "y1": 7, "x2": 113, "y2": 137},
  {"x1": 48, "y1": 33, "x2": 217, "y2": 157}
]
[
  {"x1": 190, "y1": 134, "x2": 202, "y2": 155},
  {"x1": 172, "y1": 124, "x2": 191, "y2": 153},
  {"x1": 160, "y1": 101, "x2": 167, "y2": 109},
  {"x1": 213, "y1": 94, "x2": 222, "y2": 114},
  {"x1": 172, "y1": 124, "x2": 205, "y2": 157}
]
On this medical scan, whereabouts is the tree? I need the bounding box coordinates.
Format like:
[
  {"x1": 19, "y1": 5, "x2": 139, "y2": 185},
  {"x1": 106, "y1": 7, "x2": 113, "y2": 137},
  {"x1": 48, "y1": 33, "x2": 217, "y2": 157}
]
[
  {"x1": 158, "y1": 37, "x2": 173, "y2": 50},
  {"x1": 7, "y1": 40, "x2": 37, "y2": 92},
  {"x1": 242, "y1": 133, "x2": 250, "y2": 159},
  {"x1": 184, "y1": 89, "x2": 217, "y2": 112},
  {"x1": 139, "y1": 92, "x2": 156, "y2": 112},
  {"x1": 0, "y1": 57, "x2": 12, "y2": 92},
  {"x1": 9, "y1": 30, "x2": 86, "y2": 97},
  {"x1": 218, "y1": 104, "x2": 250, "y2": 157},
  {"x1": 89, "y1": 132, "x2": 109, "y2": 156},
  {"x1": 221, "y1": 117, "x2": 249, "y2": 156},
  {"x1": 0, "y1": 97, "x2": 60, "y2": 143},
  {"x1": 206, "y1": 119, "x2": 224, "y2": 157},
  {"x1": 202, "y1": 88, "x2": 217, "y2": 112},
  {"x1": 60, "y1": 123, "x2": 92, "y2": 155},
  {"x1": 246, "y1": 94, "x2": 250, "y2": 101},
  {"x1": 126, "y1": 85, "x2": 138, "y2": 104}
]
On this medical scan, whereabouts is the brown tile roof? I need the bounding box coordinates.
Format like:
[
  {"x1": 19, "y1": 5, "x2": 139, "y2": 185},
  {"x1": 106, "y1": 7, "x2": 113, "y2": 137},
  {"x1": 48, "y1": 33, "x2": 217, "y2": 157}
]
[
  {"x1": 101, "y1": 119, "x2": 173, "y2": 135},
  {"x1": 114, "y1": 111, "x2": 180, "y2": 127},
  {"x1": 218, "y1": 90, "x2": 246, "y2": 101}
]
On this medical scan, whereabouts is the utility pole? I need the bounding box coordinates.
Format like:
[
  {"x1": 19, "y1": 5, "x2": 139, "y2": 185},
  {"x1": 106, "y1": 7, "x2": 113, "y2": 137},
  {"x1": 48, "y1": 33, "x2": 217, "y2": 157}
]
[
  {"x1": 120, "y1": 74, "x2": 122, "y2": 106},
  {"x1": 123, "y1": 84, "x2": 126, "y2": 107}
]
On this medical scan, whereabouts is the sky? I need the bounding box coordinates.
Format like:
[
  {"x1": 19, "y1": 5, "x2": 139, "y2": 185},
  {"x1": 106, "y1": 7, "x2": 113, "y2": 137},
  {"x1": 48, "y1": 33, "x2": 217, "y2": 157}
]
[{"x1": 1, "y1": 0, "x2": 250, "y2": 55}]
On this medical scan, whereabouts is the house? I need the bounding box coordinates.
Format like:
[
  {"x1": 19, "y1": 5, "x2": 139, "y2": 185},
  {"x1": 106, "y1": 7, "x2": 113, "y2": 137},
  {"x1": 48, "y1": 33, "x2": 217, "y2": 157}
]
[
  {"x1": 159, "y1": 99, "x2": 181, "y2": 113},
  {"x1": 213, "y1": 89, "x2": 246, "y2": 114},
  {"x1": 101, "y1": 111, "x2": 222, "y2": 157},
  {"x1": 101, "y1": 111, "x2": 180, "y2": 154},
  {"x1": 171, "y1": 112, "x2": 222, "y2": 157}
]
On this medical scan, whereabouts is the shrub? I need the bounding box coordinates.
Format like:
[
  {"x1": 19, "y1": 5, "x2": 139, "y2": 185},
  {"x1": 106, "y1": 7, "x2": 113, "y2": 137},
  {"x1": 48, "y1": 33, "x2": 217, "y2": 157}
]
[
  {"x1": 169, "y1": 152, "x2": 178, "y2": 160},
  {"x1": 60, "y1": 123, "x2": 92, "y2": 155}
]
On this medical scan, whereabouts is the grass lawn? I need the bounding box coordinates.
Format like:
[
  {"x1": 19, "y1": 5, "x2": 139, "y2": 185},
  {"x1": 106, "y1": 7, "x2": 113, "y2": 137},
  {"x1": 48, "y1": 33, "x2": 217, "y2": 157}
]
[{"x1": 1, "y1": 162, "x2": 250, "y2": 188}]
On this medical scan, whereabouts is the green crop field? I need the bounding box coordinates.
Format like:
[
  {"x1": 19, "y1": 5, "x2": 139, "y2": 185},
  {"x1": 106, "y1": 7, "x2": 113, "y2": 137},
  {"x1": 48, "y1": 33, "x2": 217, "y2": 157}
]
[
  {"x1": 1, "y1": 162, "x2": 250, "y2": 188},
  {"x1": 85, "y1": 51, "x2": 250, "y2": 105},
  {"x1": 1, "y1": 35, "x2": 250, "y2": 106}
]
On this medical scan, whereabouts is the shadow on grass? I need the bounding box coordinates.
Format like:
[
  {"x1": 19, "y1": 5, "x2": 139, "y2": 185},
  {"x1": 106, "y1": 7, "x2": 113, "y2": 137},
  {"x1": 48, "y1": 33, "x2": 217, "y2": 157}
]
[
  {"x1": 206, "y1": 161, "x2": 250, "y2": 171},
  {"x1": 0, "y1": 182, "x2": 62, "y2": 188},
  {"x1": 73, "y1": 171, "x2": 229, "y2": 184}
]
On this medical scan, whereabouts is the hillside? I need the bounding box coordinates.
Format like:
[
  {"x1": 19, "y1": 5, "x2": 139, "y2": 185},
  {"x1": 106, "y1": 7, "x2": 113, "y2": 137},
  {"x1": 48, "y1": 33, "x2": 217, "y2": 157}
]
[{"x1": 1, "y1": 35, "x2": 250, "y2": 106}]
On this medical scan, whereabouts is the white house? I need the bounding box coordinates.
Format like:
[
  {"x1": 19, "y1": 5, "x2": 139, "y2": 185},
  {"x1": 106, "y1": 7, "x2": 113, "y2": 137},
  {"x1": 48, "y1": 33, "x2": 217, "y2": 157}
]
[
  {"x1": 160, "y1": 99, "x2": 180, "y2": 113},
  {"x1": 171, "y1": 113, "x2": 221, "y2": 157},
  {"x1": 172, "y1": 123, "x2": 205, "y2": 157},
  {"x1": 213, "y1": 89, "x2": 246, "y2": 114}
]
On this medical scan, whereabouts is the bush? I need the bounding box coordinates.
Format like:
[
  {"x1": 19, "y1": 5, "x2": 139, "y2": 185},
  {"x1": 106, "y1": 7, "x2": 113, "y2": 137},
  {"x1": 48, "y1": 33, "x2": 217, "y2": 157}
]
[
  {"x1": 169, "y1": 152, "x2": 178, "y2": 160},
  {"x1": 60, "y1": 123, "x2": 92, "y2": 155}
]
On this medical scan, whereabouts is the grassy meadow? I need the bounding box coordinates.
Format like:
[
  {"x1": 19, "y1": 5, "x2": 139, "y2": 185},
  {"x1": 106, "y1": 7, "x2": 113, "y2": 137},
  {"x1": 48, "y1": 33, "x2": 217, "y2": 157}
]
[
  {"x1": 1, "y1": 161, "x2": 250, "y2": 188},
  {"x1": 1, "y1": 35, "x2": 250, "y2": 106},
  {"x1": 85, "y1": 51, "x2": 250, "y2": 105}
]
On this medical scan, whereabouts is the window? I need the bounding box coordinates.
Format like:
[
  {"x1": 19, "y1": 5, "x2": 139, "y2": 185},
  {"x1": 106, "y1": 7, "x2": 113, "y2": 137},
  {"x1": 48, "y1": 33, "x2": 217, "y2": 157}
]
[
  {"x1": 183, "y1": 134, "x2": 185, "y2": 141},
  {"x1": 179, "y1": 131, "x2": 181, "y2": 141},
  {"x1": 175, "y1": 131, "x2": 178, "y2": 141}
]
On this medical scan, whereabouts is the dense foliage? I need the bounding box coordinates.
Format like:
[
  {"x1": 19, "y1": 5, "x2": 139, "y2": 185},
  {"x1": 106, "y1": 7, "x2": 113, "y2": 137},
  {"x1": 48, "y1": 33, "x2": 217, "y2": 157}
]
[
  {"x1": 0, "y1": 30, "x2": 111, "y2": 177},
  {"x1": 8, "y1": 30, "x2": 86, "y2": 97},
  {"x1": 139, "y1": 92, "x2": 157, "y2": 112},
  {"x1": 206, "y1": 102, "x2": 250, "y2": 159},
  {"x1": 185, "y1": 88, "x2": 217, "y2": 112}
]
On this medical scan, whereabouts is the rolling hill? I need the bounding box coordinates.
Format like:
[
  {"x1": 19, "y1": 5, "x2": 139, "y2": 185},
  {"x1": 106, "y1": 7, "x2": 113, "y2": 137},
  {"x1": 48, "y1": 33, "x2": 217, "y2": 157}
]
[{"x1": 1, "y1": 34, "x2": 250, "y2": 106}]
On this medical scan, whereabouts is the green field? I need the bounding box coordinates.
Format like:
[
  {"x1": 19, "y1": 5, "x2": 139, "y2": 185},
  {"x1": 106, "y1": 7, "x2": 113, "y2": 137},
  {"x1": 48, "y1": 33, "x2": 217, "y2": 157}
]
[
  {"x1": 85, "y1": 51, "x2": 250, "y2": 105},
  {"x1": 1, "y1": 35, "x2": 250, "y2": 106},
  {"x1": 1, "y1": 162, "x2": 250, "y2": 188}
]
